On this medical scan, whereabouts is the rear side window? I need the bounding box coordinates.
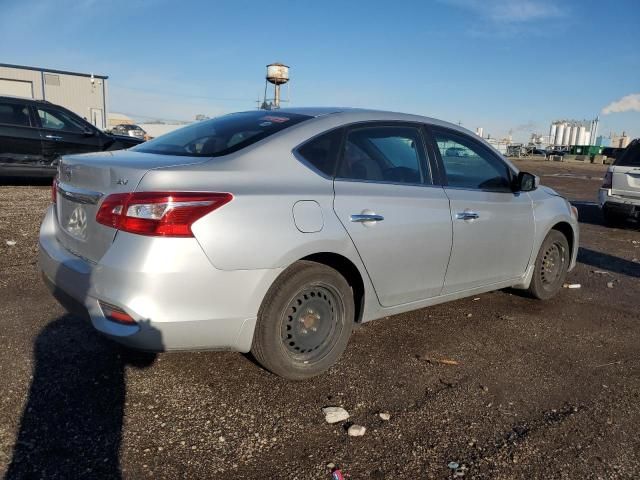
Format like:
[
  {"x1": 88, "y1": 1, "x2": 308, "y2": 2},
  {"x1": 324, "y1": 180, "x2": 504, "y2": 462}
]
[
  {"x1": 615, "y1": 139, "x2": 640, "y2": 166},
  {"x1": 132, "y1": 111, "x2": 311, "y2": 157},
  {"x1": 336, "y1": 126, "x2": 429, "y2": 185},
  {"x1": 0, "y1": 102, "x2": 31, "y2": 127},
  {"x1": 296, "y1": 128, "x2": 342, "y2": 177}
]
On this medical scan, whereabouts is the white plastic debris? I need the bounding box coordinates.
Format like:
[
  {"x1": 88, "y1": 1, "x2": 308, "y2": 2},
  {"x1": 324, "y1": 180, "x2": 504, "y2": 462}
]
[
  {"x1": 563, "y1": 283, "x2": 581, "y2": 289},
  {"x1": 379, "y1": 412, "x2": 391, "y2": 421},
  {"x1": 5, "y1": 240, "x2": 17, "y2": 246},
  {"x1": 322, "y1": 406, "x2": 349, "y2": 424},
  {"x1": 347, "y1": 424, "x2": 366, "y2": 437}
]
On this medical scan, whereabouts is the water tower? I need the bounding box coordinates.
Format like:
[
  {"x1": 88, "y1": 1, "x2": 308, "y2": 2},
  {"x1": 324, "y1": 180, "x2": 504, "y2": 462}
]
[{"x1": 263, "y1": 63, "x2": 289, "y2": 109}]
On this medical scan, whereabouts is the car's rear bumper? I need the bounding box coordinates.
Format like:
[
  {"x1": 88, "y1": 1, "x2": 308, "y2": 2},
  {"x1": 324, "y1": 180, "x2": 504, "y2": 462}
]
[
  {"x1": 598, "y1": 188, "x2": 640, "y2": 218},
  {"x1": 39, "y1": 205, "x2": 282, "y2": 352}
]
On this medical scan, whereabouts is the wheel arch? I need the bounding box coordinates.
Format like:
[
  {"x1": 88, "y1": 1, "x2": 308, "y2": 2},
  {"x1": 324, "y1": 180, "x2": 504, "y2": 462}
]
[
  {"x1": 550, "y1": 221, "x2": 575, "y2": 259},
  {"x1": 300, "y1": 252, "x2": 365, "y2": 324}
]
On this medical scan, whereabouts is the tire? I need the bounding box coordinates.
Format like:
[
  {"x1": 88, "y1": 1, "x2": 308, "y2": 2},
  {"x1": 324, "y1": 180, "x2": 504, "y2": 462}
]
[
  {"x1": 527, "y1": 230, "x2": 570, "y2": 300},
  {"x1": 251, "y1": 261, "x2": 355, "y2": 380}
]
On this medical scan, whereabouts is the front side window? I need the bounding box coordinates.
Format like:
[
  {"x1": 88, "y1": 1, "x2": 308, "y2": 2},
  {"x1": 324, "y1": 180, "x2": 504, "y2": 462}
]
[
  {"x1": 433, "y1": 129, "x2": 512, "y2": 191},
  {"x1": 132, "y1": 111, "x2": 311, "y2": 157},
  {"x1": 336, "y1": 126, "x2": 428, "y2": 185},
  {"x1": 0, "y1": 102, "x2": 31, "y2": 127},
  {"x1": 37, "y1": 107, "x2": 85, "y2": 133}
]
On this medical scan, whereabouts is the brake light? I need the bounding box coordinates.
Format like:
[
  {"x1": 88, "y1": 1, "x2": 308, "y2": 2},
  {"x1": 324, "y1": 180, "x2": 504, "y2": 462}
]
[
  {"x1": 602, "y1": 171, "x2": 613, "y2": 189},
  {"x1": 96, "y1": 192, "x2": 232, "y2": 237},
  {"x1": 51, "y1": 177, "x2": 58, "y2": 204}
]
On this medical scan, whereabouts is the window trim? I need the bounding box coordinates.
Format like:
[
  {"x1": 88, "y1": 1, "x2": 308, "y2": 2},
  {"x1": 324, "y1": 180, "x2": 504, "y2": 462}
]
[
  {"x1": 336, "y1": 121, "x2": 433, "y2": 187},
  {"x1": 426, "y1": 125, "x2": 516, "y2": 193}
]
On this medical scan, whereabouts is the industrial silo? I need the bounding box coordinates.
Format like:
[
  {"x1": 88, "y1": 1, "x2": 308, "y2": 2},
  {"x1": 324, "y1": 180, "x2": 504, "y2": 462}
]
[
  {"x1": 577, "y1": 125, "x2": 586, "y2": 145},
  {"x1": 562, "y1": 123, "x2": 571, "y2": 146},
  {"x1": 569, "y1": 124, "x2": 579, "y2": 145},
  {"x1": 549, "y1": 123, "x2": 557, "y2": 145},
  {"x1": 555, "y1": 123, "x2": 565, "y2": 146}
]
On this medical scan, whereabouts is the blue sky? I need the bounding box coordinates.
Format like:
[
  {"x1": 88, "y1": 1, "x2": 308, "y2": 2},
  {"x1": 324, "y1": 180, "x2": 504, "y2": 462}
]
[{"x1": 1, "y1": 0, "x2": 638, "y2": 141}]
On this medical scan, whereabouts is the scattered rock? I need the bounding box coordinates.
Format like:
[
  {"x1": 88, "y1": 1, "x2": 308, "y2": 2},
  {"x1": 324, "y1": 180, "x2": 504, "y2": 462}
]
[
  {"x1": 379, "y1": 412, "x2": 391, "y2": 421},
  {"x1": 326, "y1": 462, "x2": 335, "y2": 470},
  {"x1": 347, "y1": 424, "x2": 366, "y2": 437},
  {"x1": 448, "y1": 461, "x2": 460, "y2": 469},
  {"x1": 466, "y1": 313, "x2": 473, "y2": 318},
  {"x1": 563, "y1": 283, "x2": 581, "y2": 289},
  {"x1": 607, "y1": 281, "x2": 615, "y2": 288},
  {"x1": 417, "y1": 355, "x2": 459, "y2": 366},
  {"x1": 5, "y1": 240, "x2": 16, "y2": 246},
  {"x1": 481, "y1": 385, "x2": 489, "y2": 393},
  {"x1": 592, "y1": 270, "x2": 609, "y2": 275},
  {"x1": 322, "y1": 406, "x2": 349, "y2": 424}
]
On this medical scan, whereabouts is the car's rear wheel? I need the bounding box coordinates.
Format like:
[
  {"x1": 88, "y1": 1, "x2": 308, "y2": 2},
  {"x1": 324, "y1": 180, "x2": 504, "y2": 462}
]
[
  {"x1": 251, "y1": 261, "x2": 354, "y2": 380},
  {"x1": 527, "y1": 230, "x2": 570, "y2": 300}
]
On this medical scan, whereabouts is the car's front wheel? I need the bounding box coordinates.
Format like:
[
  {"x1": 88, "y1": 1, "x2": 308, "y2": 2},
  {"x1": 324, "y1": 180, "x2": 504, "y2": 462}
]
[
  {"x1": 527, "y1": 230, "x2": 570, "y2": 300},
  {"x1": 251, "y1": 261, "x2": 354, "y2": 380}
]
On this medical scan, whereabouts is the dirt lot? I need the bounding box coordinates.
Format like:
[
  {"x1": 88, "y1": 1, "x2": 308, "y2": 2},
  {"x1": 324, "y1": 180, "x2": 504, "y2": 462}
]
[{"x1": 0, "y1": 159, "x2": 638, "y2": 479}]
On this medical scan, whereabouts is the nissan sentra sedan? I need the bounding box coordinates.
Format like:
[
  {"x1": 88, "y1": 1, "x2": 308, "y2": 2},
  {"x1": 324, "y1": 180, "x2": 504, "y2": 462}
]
[{"x1": 39, "y1": 108, "x2": 579, "y2": 379}]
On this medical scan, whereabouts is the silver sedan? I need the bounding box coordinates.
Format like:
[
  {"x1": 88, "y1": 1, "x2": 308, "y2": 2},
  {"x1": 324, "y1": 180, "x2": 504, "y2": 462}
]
[{"x1": 39, "y1": 108, "x2": 579, "y2": 379}]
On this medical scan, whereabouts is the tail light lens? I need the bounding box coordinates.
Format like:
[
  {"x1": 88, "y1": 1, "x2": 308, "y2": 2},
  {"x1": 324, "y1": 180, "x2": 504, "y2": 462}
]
[
  {"x1": 99, "y1": 300, "x2": 136, "y2": 325},
  {"x1": 96, "y1": 192, "x2": 232, "y2": 237},
  {"x1": 602, "y1": 171, "x2": 613, "y2": 189},
  {"x1": 51, "y1": 177, "x2": 58, "y2": 204}
]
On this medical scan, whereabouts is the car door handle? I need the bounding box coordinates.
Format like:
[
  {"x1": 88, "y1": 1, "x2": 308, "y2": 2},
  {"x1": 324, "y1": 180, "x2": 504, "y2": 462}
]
[
  {"x1": 45, "y1": 135, "x2": 62, "y2": 140},
  {"x1": 455, "y1": 211, "x2": 480, "y2": 220},
  {"x1": 350, "y1": 214, "x2": 384, "y2": 223}
]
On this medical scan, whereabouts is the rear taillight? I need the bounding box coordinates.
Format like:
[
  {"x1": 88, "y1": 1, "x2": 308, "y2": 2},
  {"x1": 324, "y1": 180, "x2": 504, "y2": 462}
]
[
  {"x1": 96, "y1": 192, "x2": 232, "y2": 237},
  {"x1": 51, "y1": 177, "x2": 58, "y2": 204},
  {"x1": 602, "y1": 171, "x2": 613, "y2": 189}
]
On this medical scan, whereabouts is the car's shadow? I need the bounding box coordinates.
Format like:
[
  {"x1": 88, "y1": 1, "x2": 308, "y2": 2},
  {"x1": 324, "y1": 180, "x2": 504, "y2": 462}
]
[
  {"x1": 5, "y1": 313, "x2": 158, "y2": 479},
  {"x1": 572, "y1": 201, "x2": 640, "y2": 231}
]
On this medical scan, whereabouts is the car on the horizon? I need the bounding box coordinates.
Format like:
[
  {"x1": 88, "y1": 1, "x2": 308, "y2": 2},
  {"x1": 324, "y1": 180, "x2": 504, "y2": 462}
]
[
  {"x1": 0, "y1": 96, "x2": 144, "y2": 177},
  {"x1": 39, "y1": 107, "x2": 579, "y2": 379},
  {"x1": 599, "y1": 138, "x2": 640, "y2": 225},
  {"x1": 111, "y1": 123, "x2": 147, "y2": 140}
]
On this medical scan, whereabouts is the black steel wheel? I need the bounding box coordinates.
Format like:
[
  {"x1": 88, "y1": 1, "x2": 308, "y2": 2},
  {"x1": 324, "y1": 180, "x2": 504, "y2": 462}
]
[
  {"x1": 527, "y1": 230, "x2": 570, "y2": 300},
  {"x1": 251, "y1": 261, "x2": 354, "y2": 380}
]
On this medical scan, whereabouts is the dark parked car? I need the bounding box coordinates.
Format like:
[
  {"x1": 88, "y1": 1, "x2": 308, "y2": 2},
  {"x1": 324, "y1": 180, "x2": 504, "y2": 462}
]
[
  {"x1": 0, "y1": 96, "x2": 144, "y2": 177},
  {"x1": 111, "y1": 123, "x2": 147, "y2": 140}
]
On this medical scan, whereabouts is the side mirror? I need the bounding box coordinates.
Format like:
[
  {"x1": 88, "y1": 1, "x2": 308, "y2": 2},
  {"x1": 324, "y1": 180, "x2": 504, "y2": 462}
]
[
  {"x1": 82, "y1": 127, "x2": 96, "y2": 136},
  {"x1": 514, "y1": 171, "x2": 538, "y2": 192}
]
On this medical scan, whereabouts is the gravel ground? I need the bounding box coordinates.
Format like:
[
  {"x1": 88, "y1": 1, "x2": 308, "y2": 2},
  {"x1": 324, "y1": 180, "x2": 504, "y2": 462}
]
[{"x1": 0, "y1": 160, "x2": 638, "y2": 479}]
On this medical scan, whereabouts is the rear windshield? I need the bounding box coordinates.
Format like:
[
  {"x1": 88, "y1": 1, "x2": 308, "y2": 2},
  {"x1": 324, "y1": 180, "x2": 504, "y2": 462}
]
[
  {"x1": 132, "y1": 111, "x2": 311, "y2": 157},
  {"x1": 614, "y1": 139, "x2": 640, "y2": 166}
]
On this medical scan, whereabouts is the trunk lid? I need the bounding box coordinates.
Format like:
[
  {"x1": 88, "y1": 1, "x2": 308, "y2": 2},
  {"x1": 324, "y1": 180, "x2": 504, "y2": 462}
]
[{"x1": 55, "y1": 150, "x2": 209, "y2": 262}]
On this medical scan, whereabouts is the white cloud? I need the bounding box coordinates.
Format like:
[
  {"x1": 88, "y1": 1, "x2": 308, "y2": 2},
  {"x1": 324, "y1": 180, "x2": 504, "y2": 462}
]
[
  {"x1": 602, "y1": 94, "x2": 640, "y2": 115},
  {"x1": 439, "y1": 0, "x2": 565, "y2": 23}
]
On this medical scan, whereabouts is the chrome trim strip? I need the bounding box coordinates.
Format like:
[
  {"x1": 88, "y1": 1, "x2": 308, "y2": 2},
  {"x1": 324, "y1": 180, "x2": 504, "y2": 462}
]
[{"x1": 57, "y1": 182, "x2": 103, "y2": 205}]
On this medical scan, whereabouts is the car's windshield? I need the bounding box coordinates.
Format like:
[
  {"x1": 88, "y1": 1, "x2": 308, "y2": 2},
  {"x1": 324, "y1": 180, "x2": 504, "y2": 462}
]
[{"x1": 132, "y1": 111, "x2": 311, "y2": 157}]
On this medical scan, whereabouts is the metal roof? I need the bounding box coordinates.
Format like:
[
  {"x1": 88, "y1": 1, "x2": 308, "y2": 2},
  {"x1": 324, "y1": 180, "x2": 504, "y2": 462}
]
[{"x1": 0, "y1": 63, "x2": 108, "y2": 80}]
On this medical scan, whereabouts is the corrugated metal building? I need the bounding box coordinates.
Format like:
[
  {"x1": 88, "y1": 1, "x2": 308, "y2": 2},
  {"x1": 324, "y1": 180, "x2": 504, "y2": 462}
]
[{"x1": 0, "y1": 63, "x2": 108, "y2": 129}]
